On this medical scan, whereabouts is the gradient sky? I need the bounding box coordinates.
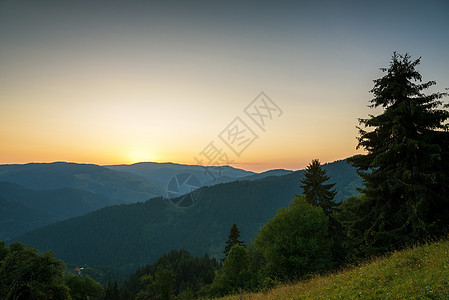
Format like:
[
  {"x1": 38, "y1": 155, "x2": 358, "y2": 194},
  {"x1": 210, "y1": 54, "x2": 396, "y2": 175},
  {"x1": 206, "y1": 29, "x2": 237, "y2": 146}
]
[{"x1": 1, "y1": 0, "x2": 448, "y2": 172}]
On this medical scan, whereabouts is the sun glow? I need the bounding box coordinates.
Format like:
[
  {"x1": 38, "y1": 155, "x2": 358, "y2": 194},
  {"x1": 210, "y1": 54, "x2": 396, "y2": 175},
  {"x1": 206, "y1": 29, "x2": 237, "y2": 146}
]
[{"x1": 126, "y1": 149, "x2": 157, "y2": 164}]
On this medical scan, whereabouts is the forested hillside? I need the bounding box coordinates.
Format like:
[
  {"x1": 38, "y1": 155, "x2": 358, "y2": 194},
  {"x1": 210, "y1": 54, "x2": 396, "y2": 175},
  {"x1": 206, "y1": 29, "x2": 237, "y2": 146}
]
[
  {"x1": 0, "y1": 182, "x2": 117, "y2": 240},
  {"x1": 0, "y1": 194, "x2": 54, "y2": 240},
  {"x1": 16, "y1": 158, "x2": 360, "y2": 272}
]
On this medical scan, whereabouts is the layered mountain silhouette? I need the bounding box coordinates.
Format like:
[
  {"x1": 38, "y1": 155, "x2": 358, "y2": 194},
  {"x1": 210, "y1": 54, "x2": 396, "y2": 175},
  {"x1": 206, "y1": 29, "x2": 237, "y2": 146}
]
[
  {"x1": 14, "y1": 158, "x2": 361, "y2": 272},
  {"x1": 0, "y1": 162, "x2": 165, "y2": 203},
  {"x1": 104, "y1": 162, "x2": 256, "y2": 194},
  {"x1": 0, "y1": 162, "x2": 286, "y2": 240}
]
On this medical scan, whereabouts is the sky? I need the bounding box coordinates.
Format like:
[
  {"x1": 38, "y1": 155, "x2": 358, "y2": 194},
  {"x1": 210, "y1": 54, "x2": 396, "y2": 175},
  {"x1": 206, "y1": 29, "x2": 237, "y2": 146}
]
[{"x1": 1, "y1": 0, "x2": 448, "y2": 172}]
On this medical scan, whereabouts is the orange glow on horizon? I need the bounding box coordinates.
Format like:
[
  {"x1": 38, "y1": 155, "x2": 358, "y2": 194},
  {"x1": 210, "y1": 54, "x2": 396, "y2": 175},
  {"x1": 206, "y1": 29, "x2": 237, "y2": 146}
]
[{"x1": 0, "y1": 148, "x2": 363, "y2": 172}]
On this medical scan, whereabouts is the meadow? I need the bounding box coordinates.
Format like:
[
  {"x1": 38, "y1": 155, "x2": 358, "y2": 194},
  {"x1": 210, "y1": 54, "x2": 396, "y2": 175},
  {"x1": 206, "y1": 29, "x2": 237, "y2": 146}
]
[{"x1": 218, "y1": 239, "x2": 449, "y2": 299}]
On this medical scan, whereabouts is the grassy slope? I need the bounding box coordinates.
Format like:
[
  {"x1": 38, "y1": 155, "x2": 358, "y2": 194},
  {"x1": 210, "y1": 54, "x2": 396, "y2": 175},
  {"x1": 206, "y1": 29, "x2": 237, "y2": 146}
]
[{"x1": 219, "y1": 239, "x2": 449, "y2": 299}]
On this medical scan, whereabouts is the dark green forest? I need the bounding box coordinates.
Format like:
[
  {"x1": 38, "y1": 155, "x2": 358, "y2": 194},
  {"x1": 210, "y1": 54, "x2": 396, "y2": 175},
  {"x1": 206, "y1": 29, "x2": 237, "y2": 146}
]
[
  {"x1": 1, "y1": 53, "x2": 448, "y2": 299},
  {"x1": 15, "y1": 158, "x2": 360, "y2": 272},
  {"x1": 0, "y1": 182, "x2": 118, "y2": 240}
]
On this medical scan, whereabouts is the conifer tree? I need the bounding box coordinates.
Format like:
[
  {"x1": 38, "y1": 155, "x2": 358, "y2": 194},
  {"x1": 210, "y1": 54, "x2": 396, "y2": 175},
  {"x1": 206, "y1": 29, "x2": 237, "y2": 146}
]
[
  {"x1": 300, "y1": 159, "x2": 347, "y2": 264},
  {"x1": 223, "y1": 224, "x2": 245, "y2": 257},
  {"x1": 300, "y1": 159, "x2": 338, "y2": 216},
  {"x1": 348, "y1": 53, "x2": 449, "y2": 254}
]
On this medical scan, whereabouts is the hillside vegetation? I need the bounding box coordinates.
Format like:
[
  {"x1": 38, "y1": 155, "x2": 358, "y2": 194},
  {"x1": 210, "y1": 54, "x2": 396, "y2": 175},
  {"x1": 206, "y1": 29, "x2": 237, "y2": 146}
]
[
  {"x1": 15, "y1": 159, "x2": 360, "y2": 272},
  {"x1": 0, "y1": 162, "x2": 270, "y2": 240},
  {"x1": 0, "y1": 182, "x2": 117, "y2": 240},
  {"x1": 219, "y1": 239, "x2": 449, "y2": 299}
]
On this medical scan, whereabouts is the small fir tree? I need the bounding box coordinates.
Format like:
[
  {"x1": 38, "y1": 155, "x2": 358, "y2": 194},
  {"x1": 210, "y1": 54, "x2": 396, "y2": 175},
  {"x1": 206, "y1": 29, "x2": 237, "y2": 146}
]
[
  {"x1": 224, "y1": 224, "x2": 245, "y2": 257},
  {"x1": 300, "y1": 159, "x2": 338, "y2": 216}
]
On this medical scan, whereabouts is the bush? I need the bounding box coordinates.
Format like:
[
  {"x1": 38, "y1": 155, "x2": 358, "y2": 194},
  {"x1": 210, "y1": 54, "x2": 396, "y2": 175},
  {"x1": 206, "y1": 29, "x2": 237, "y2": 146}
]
[
  {"x1": 65, "y1": 274, "x2": 105, "y2": 300},
  {"x1": 209, "y1": 245, "x2": 259, "y2": 296},
  {"x1": 254, "y1": 196, "x2": 332, "y2": 279}
]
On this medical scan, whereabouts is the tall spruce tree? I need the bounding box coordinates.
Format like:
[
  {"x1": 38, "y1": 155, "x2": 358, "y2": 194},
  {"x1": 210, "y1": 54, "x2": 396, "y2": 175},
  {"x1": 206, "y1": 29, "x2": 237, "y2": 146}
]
[
  {"x1": 348, "y1": 53, "x2": 449, "y2": 255},
  {"x1": 300, "y1": 159, "x2": 338, "y2": 216},
  {"x1": 223, "y1": 224, "x2": 245, "y2": 257}
]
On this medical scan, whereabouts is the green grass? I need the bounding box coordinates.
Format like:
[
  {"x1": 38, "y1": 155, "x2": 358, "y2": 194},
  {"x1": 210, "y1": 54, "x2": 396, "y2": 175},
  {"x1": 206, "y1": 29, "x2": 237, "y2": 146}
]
[{"x1": 218, "y1": 239, "x2": 449, "y2": 299}]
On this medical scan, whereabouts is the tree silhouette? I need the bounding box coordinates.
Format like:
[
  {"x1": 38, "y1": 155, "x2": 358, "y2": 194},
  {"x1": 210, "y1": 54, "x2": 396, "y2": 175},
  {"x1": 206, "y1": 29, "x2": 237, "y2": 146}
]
[
  {"x1": 224, "y1": 224, "x2": 245, "y2": 257},
  {"x1": 348, "y1": 52, "x2": 449, "y2": 254},
  {"x1": 300, "y1": 159, "x2": 338, "y2": 216}
]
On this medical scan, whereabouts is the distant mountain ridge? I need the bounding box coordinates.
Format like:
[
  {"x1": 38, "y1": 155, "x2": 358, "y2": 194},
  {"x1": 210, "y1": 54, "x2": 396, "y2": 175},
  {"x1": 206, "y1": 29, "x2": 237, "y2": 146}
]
[
  {"x1": 16, "y1": 158, "x2": 362, "y2": 273},
  {"x1": 0, "y1": 162, "x2": 165, "y2": 203},
  {"x1": 0, "y1": 161, "x2": 291, "y2": 240},
  {"x1": 238, "y1": 169, "x2": 294, "y2": 181},
  {"x1": 104, "y1": 162, "x2": 257, "y2": 196}
]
